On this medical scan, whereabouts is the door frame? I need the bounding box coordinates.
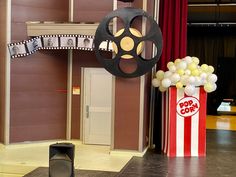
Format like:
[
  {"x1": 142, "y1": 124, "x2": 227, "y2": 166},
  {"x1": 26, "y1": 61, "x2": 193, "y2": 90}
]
[{"x1": 80, "y1": 67, "x2": 115, "y2": 147}]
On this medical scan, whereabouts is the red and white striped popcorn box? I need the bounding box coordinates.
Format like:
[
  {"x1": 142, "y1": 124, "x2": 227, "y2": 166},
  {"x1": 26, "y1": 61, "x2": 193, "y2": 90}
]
[{"x1": 162, "y1": 87, "x2": 207, "y2": 157}]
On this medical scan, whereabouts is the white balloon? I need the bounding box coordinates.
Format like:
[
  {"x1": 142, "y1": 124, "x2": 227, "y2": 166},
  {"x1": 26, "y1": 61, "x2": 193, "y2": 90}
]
[
  {"x1": 176, "y1": 61, "x2": 187, "y2": 70},
  {"x1": 170, "y1": 73, "x2": 181, "y2": 84},
  {"x1": 185, "y1": 69, "x2": 191, "y2": 75},
  {"x1": 184, "y1": 85, "x2": 196, "y2": 96},
  {"x1": 180, "y1": 75, "x2": 189, "y2": 85},
  {"x1": 162, "y1": 78, "x2": 172, "y2": 88},
  {"x1": 159, "y1": 86, "x2": 167, "y2": 92},
  {"x1": 187, "y1": 76, "x2": 196, "y2": 85},
  {"x1": 152, "y1": 78, "x2": 160, "y2": 87},
  {"x1": 207, "y1": 74, "x2": 218, "y2": 83},
  {"x1": 164, "y1": 71, "x2": 172, "y2": 78},
  {"x1": 200, "y1": 73, "x2": 207, "y2": 79},
  {"x1": 195, "y1": 76, "x2": 202, "y2": 86},
  {"x1": 201, "y1": 78, "x2": 207, "y2": 85},
  {"x1": 184, "y1": 56, "x2": 193, "y2": 64},
  {"x1": 212, "y1": 83, "x2": 217, "y2": 92},
  {"x1": 169, "y1": 65, "x2": 177, "y2": 72}
]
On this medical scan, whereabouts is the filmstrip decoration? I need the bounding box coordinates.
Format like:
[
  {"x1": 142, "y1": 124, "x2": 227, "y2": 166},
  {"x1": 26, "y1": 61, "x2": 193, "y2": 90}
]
[
  {"x1": 8, "y1": 34, "x2": 112, "y2": 59},
  {"x1": 94, "y1": 7, "x2": 163, "y2": 78}
]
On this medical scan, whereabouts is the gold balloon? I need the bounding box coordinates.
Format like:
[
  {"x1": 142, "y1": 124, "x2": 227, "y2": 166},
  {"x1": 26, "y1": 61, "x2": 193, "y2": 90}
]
[
  {"x1": 156, "y1": 70, "x2": 164, "y2": 80},
  {"x1": 177, "y1": 69, "x2": 185, "y2": 76},
  {"x1": 201, "y1": 64, "x2": 209, "y2": 72},
  {"x1": 192, "y1": 69, "x2": 200, "y2": 76},
  {"x1": 192, "y1": 57, "x2": 200, "y2": 65},
  {"x1": 208, "y1": 66, "x2": 214, "y2": 73},
  {"x1": 188, "y1": 63, "x2": 197, "y2": 71},
  {"x1": 176, "y1": 82, "x2": 183, "y2": 89}
]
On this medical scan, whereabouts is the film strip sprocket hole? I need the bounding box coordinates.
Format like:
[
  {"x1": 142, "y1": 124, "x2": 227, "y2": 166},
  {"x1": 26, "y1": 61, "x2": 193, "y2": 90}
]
[{"x1": 8, "y1": 34, "x2": 113, "y2": 59}]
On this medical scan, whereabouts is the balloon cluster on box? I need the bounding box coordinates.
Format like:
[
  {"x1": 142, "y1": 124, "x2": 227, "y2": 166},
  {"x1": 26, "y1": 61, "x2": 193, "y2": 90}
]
[{"x1": 152, "y1": 56, "x2": 217, "y2": 96}]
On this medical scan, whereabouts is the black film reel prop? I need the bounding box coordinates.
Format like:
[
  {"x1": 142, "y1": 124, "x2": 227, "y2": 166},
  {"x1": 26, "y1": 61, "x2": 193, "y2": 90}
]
[{"x1": 94, "y1": 7, "x2": 163, "y2": 78}]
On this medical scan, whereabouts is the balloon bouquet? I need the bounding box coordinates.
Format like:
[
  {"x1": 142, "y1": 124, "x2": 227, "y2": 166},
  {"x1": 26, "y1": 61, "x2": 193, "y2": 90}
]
[{"x1": 152, "y1": 56, "x2": 217, "y2": 96}]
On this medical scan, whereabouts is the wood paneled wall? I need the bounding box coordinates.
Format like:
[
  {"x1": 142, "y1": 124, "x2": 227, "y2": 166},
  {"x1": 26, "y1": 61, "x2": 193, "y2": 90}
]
[
  {"x1": 8, "y1": 0, "x2": 156, "y2": 148},
  {"x1": 71, "y1": 0, "x2": 113, "y2": 139},
  {"x1": 113, "y1": 1, "x2": 142, "y2": 151},
  {"x1": 114, "y1": 0, "x2": 156, "y2": 151},
  {"x1": 142, "y1": 0, "x2": 156, "y2": 151},
  {"x1": 0, "y1": 0, "x2": 7, "y2": 143},
  {"x1": 10, "y1": 0, "x2": 69, "y2": 143},
  {"x1": 11, "y1": 0, "x2": 69, "y2": 41},
  {"x1": 74, "y1": 0, "x2": 113, "y2": 22}
]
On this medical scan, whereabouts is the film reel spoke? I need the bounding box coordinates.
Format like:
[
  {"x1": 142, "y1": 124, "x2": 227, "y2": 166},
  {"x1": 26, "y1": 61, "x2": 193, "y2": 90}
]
[{"x1": 94, "y1": 7, "x2": 163, "y2": 78}]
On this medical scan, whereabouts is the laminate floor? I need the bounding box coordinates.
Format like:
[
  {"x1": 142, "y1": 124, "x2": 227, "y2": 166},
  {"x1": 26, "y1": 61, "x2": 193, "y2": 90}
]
[
  {"x1": 25, "y1": 129, "x2": 236, "y2": 177},
  {"x1": 117, "y1": 130, "x2": 236, "y2": 177}
]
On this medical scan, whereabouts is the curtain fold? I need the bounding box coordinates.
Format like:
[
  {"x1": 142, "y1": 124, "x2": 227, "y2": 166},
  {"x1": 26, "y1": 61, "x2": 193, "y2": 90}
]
[
  {"x1": 158, "y1": 0, "x2": 188, "y2": 70},
  {"x1": 154, "y1": 0, "x2": 188, "y2": 151}
]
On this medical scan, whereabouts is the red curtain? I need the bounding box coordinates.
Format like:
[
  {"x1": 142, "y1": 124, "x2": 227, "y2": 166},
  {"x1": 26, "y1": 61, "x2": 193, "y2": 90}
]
[
  {"x1": 153, "y1": 0, "x2": 188, "y2": 151},
  {"x1": 158, "y1": 0, "x2": 188, "y2": 70}
]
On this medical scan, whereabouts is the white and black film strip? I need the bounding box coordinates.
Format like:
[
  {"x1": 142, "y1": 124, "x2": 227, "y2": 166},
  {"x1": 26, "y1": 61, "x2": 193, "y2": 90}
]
[{"x1": 8, "y1": 34, "x2": 113, "y2": 59}]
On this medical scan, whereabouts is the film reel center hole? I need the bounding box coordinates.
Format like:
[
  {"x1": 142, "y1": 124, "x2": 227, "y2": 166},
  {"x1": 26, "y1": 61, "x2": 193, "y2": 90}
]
[
  {"x1": 119, "y1": 58, "x2": 138, "y2": 74},
  {"x1": 108, "y1": 17, "x2": 125, "y2": 36},
  {"x1": 137, "y1": 40, "x2": 157, "y2": 60},
  {"x1": 130, "y1": 16, "x2": 152, "y2": 36}
]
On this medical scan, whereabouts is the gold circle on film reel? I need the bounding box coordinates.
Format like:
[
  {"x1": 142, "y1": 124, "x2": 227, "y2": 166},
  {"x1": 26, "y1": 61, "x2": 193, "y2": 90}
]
[{"x1": 112, "y1": 28, "x2": 144, "y2": 59}]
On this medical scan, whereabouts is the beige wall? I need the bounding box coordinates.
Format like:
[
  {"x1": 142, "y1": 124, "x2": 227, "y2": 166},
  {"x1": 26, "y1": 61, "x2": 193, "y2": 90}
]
[{"x1": 0, "y1": 0, "x2": 8, "y2": 143}]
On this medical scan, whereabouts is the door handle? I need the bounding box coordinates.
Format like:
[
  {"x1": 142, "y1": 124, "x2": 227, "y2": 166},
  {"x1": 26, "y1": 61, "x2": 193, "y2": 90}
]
[{"x1": 86, "y1": 105, "x2": 89, "y2": 118}]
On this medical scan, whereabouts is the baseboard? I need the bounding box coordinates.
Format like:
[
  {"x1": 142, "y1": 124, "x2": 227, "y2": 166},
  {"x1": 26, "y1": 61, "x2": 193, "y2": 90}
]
[
  {"x1": 110, "y1": 147, "x2": 148, "y2": 157},
  {"x1": 4, "y1": 140, "x2": 82, "y2": 149}
]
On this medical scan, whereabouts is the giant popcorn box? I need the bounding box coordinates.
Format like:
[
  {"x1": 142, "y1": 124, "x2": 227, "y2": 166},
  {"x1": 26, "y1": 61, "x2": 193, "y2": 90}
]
[{"x1": 162, "y1": 87, "x2": 207, "y2": 157}]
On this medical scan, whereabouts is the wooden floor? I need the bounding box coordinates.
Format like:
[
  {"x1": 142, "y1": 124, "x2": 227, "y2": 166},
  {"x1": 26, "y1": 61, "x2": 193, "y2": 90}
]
[{"x1": 206, "y1": 115, "x2": 236, "y2": 131}]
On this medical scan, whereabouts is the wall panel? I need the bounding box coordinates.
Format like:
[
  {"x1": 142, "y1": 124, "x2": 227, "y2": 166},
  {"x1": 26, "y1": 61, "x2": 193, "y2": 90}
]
[
  {"x1": 11, "y1": 0, "x2": 69, "y2": 41},
  {"x1": 10, "y1": 0, "x2": 69, "y2": 143},
  {"x1": 142, "y1": 0, "x2": 156, "y2": 150},
  {"x1": 74, "y1": 0, "x2": 113, "y2": 22},
  {"x1": 113, "y1": 1, "x2": 142, "y2": 151},
  {"x1": 0, "y1": 0, "x2": 8, "y2": 143}
]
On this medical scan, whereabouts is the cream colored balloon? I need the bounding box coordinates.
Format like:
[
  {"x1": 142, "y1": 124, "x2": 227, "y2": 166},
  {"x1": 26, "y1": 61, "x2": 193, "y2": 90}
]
[{"x1": 156, "y1": 70, "x2": 165, "y2": 80}]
